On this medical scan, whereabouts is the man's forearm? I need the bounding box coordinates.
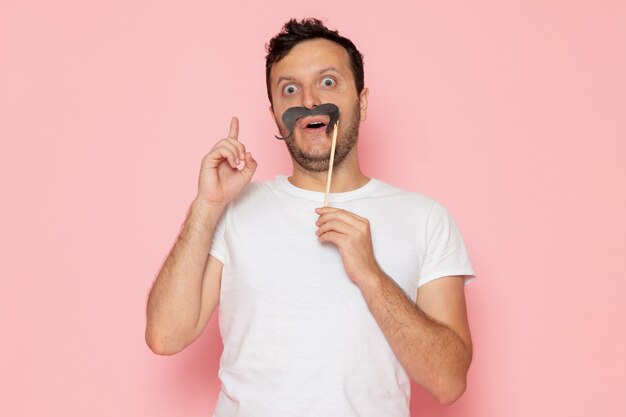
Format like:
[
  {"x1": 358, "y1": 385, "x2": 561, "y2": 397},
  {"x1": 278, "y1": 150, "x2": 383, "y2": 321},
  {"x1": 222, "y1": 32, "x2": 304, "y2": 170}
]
[
  {"x1": 359, "y1": 270, "x2": 472, "y2": 405},
  {"x1": 145, "y1": 199, "x2": 224, "y2": 353}
]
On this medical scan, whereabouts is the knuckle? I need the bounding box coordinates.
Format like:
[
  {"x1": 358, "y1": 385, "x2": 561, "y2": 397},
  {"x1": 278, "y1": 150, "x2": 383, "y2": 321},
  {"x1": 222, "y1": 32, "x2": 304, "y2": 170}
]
[{"x1": 202, "y1": 152, "x2": 214, "y2": 164}]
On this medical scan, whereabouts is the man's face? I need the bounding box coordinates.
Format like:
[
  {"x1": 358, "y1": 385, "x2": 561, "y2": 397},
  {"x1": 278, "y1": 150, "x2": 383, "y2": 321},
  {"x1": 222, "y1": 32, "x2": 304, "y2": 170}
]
[{"x1": 269, "y1": 38, "x2": 369, "y2": 172}]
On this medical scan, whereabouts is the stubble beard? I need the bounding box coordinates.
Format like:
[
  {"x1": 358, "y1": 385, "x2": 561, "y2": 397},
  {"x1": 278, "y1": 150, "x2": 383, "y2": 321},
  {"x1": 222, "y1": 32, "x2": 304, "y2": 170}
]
[{"x1": 280, "y1": 103, "x2": 361, "y2": 172}]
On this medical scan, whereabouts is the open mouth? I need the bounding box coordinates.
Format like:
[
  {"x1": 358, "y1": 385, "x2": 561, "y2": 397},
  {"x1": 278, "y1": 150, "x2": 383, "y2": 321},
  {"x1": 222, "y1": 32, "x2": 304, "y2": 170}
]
[
  {"x1": 300, "y1": 115, "x2": 331, "y2": 131},
  {"x1": 305, "y1": 121, "x2": 326, "y2": 129}
]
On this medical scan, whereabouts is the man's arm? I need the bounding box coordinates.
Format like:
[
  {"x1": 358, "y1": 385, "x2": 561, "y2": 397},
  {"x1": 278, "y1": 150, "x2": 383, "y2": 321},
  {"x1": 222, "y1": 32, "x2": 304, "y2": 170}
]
[
  {"x1": 360, "y1": 272, "x2": 471, "y2": 405},
  {"x1": 145, "y1": 201, "x2": 224, "y2": 355},
  {"x1": 145, "y1": 117, "x2": 256, "y2": 355},
  {"x1": 315, "y1": 207, "x2": 472, "y2": 405}
]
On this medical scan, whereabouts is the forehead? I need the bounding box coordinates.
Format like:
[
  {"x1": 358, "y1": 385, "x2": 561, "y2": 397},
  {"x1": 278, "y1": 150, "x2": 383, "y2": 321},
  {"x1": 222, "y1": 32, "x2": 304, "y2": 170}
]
[{"x1": 270, "y1": 38, "x2": 352, "y2": 83}]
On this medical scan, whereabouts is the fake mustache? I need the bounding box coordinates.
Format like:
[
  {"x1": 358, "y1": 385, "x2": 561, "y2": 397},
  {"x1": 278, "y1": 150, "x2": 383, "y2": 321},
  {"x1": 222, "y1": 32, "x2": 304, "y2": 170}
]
[{"x1": 274, "y1": 103, "x2": 340, "y2": 140}]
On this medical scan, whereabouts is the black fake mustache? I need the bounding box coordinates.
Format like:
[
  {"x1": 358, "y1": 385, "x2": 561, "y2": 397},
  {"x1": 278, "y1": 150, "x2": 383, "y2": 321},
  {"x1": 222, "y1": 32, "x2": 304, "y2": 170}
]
[{"x1": 274, "y1": 103, "x2": 340, "y2": 140}]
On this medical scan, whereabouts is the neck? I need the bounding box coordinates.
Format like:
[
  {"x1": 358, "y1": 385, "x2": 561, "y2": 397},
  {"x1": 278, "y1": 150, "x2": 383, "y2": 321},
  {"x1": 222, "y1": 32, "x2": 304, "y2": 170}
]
[{"x1": 288, "y1": 147, "x2": 370, "y2": 192}]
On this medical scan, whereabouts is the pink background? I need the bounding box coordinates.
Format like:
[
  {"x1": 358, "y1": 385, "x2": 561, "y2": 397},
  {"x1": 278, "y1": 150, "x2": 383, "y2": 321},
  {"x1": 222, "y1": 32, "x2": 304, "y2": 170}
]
[{"x1": 2, "y1": 1, "x2": 625, "y2": 416}]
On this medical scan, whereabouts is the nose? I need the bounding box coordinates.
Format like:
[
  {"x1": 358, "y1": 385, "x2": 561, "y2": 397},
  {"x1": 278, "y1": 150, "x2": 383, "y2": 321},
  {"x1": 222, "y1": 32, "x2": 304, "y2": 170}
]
[{"x1": 301, "y1": 85, "x2": 321, "y2": 110}]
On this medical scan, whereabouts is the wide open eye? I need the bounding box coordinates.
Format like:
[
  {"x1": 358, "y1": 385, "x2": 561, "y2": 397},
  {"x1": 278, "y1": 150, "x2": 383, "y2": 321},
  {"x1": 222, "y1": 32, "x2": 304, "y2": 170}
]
[
  {"x1": 321, "y1": 77, "x2": 336, "y2": 88},
  {"x1": 283, "y1": 84, "x2": 298, "y2": 95}
]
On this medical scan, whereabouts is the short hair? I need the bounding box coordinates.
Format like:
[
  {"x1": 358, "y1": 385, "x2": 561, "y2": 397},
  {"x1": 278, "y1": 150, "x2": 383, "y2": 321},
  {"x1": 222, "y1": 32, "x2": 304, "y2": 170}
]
[{"x1": 265, "y1": 18, "x2": 365, "y2": 106}]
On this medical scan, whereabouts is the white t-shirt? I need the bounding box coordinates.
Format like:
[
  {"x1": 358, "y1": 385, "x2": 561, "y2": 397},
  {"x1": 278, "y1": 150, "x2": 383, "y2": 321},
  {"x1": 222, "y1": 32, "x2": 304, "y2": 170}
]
[{"x1": 210, "y1": 175, "x2": 475, "y2": 417}]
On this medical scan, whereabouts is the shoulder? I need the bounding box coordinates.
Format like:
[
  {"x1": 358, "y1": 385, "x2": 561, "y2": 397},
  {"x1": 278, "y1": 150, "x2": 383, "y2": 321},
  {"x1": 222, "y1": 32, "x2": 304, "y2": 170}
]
[{"x1": 367, "y1": 179, "x2": 439, "y2": 212}]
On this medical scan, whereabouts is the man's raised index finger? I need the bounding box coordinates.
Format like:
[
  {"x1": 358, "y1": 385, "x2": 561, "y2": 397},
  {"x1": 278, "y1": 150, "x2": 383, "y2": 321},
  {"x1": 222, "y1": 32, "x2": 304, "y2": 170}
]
[{"x1": 228, "y1": 116, "x2": 239, "y2": 141}]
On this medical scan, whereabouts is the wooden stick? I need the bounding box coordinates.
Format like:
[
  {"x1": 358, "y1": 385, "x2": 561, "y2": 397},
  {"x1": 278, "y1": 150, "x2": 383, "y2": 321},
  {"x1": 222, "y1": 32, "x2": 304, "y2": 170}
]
[{"x1": 324, "y1": 121, "x2": 339, "y2": 207}]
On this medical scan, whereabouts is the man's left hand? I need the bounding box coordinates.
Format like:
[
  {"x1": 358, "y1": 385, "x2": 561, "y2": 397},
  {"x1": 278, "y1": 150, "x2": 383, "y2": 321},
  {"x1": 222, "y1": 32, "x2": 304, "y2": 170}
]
[{"x1": 315, "y1": 207, "x2": 382, "y2": 286}]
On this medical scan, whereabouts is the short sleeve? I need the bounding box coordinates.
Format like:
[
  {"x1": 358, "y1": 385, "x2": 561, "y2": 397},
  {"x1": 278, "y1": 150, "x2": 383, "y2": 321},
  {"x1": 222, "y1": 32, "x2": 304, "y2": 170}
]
[
  {"x1": 209, "y1": 209, "x2": 227, "y2": 264},
  {"x1": 418, "y1": 201, "x2": 476, "y2": 287}
]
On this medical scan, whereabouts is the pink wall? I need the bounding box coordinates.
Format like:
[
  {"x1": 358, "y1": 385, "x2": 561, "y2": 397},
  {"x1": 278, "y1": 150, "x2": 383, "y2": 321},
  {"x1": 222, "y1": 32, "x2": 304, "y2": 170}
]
[{"x1": 2, "y1": 1, "x2": 625, "y2": 416}]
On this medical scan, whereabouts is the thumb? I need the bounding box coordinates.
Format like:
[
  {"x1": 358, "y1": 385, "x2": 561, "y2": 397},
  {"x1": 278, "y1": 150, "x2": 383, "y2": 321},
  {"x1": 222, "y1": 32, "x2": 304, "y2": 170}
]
[{"x1": 240, "y1": 152, "x2": 257, "y2": 183}]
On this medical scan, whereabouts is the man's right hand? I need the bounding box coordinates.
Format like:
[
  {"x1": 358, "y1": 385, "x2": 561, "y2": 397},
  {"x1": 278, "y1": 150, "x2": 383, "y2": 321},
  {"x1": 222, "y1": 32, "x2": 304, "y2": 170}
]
[
  {"x1": 196, "y1": 116, "x2": 257, "y2": 206},
  {"x1": 145, "y1": 117, "x2": 255, "y2": 355}
]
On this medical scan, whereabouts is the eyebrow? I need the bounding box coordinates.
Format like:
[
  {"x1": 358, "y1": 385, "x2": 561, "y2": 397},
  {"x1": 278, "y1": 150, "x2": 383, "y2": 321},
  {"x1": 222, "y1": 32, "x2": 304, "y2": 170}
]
[
  {"x1": 318, "y1": 66, "x2": 340, "y2": 75},
  {"x1": 275, "y1": 75, "x2": 297, "y2": 87},
  {"x1": 275, "y1": 67, "x2": 341, "y2": 87}
]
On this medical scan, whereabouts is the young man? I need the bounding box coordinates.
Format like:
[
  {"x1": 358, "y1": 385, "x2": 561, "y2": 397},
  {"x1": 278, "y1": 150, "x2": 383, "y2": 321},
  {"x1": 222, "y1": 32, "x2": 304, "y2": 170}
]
[{"x1": 146, "y1": 18, "x2": 476, "y2": 417}]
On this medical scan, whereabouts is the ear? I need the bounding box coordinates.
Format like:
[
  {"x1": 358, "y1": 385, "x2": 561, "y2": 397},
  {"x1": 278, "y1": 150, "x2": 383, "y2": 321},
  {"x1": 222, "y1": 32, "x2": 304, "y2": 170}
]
[
  {"x1": 269, "y1": 105, "x2": 278, "y2": 125},
  {"x1": 358, "y1": 87, "x2": 369, "y2": 122}
]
